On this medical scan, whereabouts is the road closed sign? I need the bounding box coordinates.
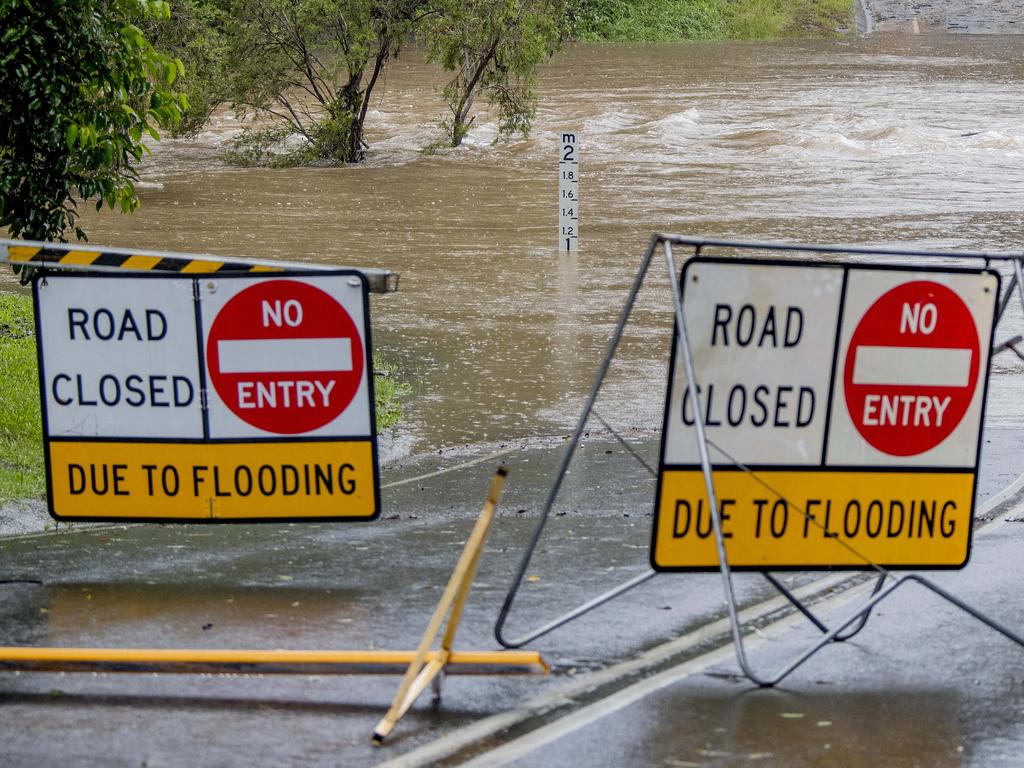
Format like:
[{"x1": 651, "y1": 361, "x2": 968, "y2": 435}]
[
  {"x1": 653, "y1": 258, "x2": 998, "y2": 570},
  {"x1": 34, "y1": 272, "x2": 379, "y2": 522}
]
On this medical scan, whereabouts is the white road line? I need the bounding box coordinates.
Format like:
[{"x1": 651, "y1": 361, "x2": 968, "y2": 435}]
[
  {"x1": 458, "y1": 574, "x2": 884, "y2": 768},
  {"x1": 380, "y1": 447, "x2": 519, "y2": 489},
  {"x1": 380, "y1": 470, "x2": 1024, "y2": 768}
]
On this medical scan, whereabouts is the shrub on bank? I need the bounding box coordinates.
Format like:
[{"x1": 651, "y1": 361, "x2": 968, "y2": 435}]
[{"x1": 568, "y1": 0, "x2": 853, "y2": 41}]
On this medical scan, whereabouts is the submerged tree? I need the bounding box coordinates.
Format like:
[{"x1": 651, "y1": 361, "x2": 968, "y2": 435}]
[
  {"x1": 0, "y1": 0, "x2": 187, "y2": 248},
  {"x1": 424, "y1": 0, "x2": 563, "y2": 147},
  {"x1": 226, "y1": 0, "x2": 425, "y2": 164}
]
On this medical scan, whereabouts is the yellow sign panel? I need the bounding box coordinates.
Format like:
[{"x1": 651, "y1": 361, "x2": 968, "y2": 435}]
[
  {"x1": 654, "y1": 470, "x2": 975, "y2": 570},
  {"x1": 48, "y1": 440, "x2": 377, "y2": 521}
]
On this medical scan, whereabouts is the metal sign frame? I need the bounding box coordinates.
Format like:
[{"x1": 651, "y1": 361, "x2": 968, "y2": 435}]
[{"x1": 496, "y1": 234, "x2": 1024, "y2": 686}]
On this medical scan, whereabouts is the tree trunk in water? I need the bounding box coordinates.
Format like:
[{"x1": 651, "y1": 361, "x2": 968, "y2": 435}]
[
  {"x1": 340, "y1": 75, "x2": 365, "y2": 163},
  {"x1": 450, "y1": 37, "x2": 500, "y2": 148}
]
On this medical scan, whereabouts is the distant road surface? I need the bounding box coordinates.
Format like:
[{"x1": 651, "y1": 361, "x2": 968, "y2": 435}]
[{"x1": 862, "y1": 0, "x2": 1024, "y2": 33}]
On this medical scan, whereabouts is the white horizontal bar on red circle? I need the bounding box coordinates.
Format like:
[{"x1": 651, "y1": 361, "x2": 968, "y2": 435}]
[
  {"x1": 852, "y1": 345, "x2": 972, "y2": 387},
  {"x1": 217, "y1": 338, "x2": 353, "y2": 374}
]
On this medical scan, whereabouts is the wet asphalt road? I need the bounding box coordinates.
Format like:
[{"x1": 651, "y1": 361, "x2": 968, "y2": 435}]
[
  {"x1": 0, "y1": 425, "x2": 1021, "y2": 766},
  {"x1": 498, "y1": 515, "x2": 1024, "y2": 768}
]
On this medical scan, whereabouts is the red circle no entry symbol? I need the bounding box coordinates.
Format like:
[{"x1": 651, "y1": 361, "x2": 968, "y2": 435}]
[
  {"x1": 843, "y1": 280, "x2": 979, "y2": 457},
  {"x1": 206, "y1": 280, "x2": 364, "y2": 434}
]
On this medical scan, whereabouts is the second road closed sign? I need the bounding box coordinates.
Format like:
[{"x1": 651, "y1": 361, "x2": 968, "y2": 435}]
[
  {"x1": 35, "y1": 272, "x2": 379, "y2": 522},
  {"x1": 653, "y1": 258, "x2": 998, "y2": 570}
]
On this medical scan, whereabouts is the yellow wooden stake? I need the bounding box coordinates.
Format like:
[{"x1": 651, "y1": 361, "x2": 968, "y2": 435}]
[{"x1": 372, "y1": 467, "x2": 520, "y2": 744}]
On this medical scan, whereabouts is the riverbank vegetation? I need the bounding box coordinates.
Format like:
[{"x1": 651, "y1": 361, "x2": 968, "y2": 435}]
[
  {"x1": 157, "y1": 0, "x2": 851, "y2": 165},
  {"x1": 2, "y1": 0, "x2": 852, "y2": 201},
  {"x1": 567, "y1": 0, "x2": 852, "y2": 41},
  {"x1": 0, "y1": 291, "x2": 408, "y2": 502}
]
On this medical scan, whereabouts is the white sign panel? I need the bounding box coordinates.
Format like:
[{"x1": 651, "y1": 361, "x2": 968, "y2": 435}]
[
  {"x1": 34, "y1": 271, "x2": 379, "y2": 522},
  {"x1": 663, "y1": 261, "x2": 845, "y2": 465},
  {"x1": 36, "y1": 277, "x2": 204, "y2": 439},
  {"x1": 825, "y1": 269, "x2": 995, "y2": 467},
  {"x1": 662, "y1": 260, "x2": 997, "y2": 469}
]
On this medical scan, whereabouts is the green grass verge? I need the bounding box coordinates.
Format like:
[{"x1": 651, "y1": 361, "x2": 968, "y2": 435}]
[
  {"x1": 0, "y1": 291, "x2": 44, "y2": 502},
  {"x1": 726, "y1": 0, "x2": 853, "y2": 39},
  {"x1": 0, "y1": 290, "x2": 409, "y2": 503},
  {"x1": 570, "y1": 0, "x2": 727, "y2": 42},
  {"x1": 568, "y1": 0, "x2": 853, "y2": 41},
  {"x1": 373, "y1": 354, "x2": 410, "y2": 431}
]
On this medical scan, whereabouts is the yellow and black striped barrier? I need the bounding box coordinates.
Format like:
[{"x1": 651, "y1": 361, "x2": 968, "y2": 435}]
[{"x1": 1, "y1": 239, "x2": 399, "y2": 293}]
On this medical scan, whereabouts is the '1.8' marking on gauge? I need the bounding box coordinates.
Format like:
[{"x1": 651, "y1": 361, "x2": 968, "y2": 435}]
[{"x1": 559, "y1": 132, "x2": 579, "y2": 252}]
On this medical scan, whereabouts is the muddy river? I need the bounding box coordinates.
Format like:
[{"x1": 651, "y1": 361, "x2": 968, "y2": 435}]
[{"x1": 12, "y1": 34, "x2": 1024, "y2": 458}]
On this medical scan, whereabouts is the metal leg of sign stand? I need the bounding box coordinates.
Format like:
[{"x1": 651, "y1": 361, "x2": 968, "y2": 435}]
[
  {"x1": 1012, "y1": 258, "x2": 1024, "y2": 338},
  {"x1": 996, "y1": 272, "x2": 1016, "y2": 323},
  {"x1": 990, "y1": 257, "x2": 1024, "y2": 360},
  {"x1": 495, "y1": 237, "x2": 665, "y2": 649},
  {"x1": 664, "y1": 240, "x2": 1024, "y2": 687},
  {"x1": 761, "y1": 572, "x2": 886, "y2": 642},
  {"x1": 495, "y1": 235, "x2": 893, "y2": 650}
]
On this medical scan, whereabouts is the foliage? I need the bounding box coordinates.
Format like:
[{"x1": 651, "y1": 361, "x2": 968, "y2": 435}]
[
  {"x1": 723, "y1": 0, "x2": 787, "y2": 38},
  {"x1": 222, "y1": 126, "x2": 299, "y2": 167},
  {"x1": 566, "y1": 0, "x2": 851, "y2": 41},
  {"x1": 725, "y1": 0, "x2": 852, "y2": 38},
  {"x1": 423, "y1": 0, "x2": 563, "y2": 147},
  {"x1": 567, "y1": 0, "x2": 726, "y2": 41},
  {"x1": 145, "y1": 0, "x2": 231, "y2": 135},
  {"x1": 0, "y1": 0, "x2": 187, "y2": 252},
  {"x1": 0, "y1": 292, "x2": 43, "y2": 501},
  {"x1": 225, "y1": 0, "x2": 424, "y2": 165}
]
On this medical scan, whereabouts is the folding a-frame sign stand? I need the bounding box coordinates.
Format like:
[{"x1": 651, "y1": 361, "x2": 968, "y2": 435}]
[{"x1": 496, "y1": 234, "x2": 1024, "y2": 686}]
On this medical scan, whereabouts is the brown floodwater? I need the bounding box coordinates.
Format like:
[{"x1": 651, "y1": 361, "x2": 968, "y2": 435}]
[{"x1": 10, "y1": 35, "x2": 1024, "y2": 457}]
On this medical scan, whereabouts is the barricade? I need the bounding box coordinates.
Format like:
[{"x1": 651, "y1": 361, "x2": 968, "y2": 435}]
[
  {"x1": 496, "y1": 234, "x2": 1024, "y2": 686},
  {"x1": 0, "y1": 239, "x2": 545, "y2": 743}
]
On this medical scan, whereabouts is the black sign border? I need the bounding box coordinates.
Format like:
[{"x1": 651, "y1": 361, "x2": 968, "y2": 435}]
[
  {"x1": 652, "y1": 256, "x2": 1001, "y2": 573},
  {"x1": 33, "y1": 269, "x2": 381, "y2": 524}
]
